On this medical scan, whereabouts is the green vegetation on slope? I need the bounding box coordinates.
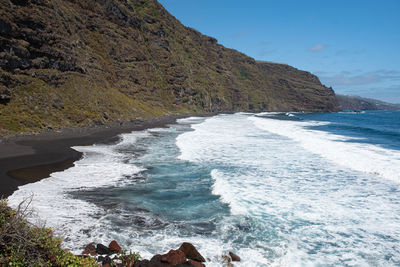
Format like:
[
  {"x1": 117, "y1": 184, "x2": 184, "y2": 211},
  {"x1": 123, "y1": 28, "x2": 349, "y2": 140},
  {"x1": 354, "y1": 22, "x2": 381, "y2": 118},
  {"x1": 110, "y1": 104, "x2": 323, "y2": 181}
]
[
  {"x1": 0, "y1": 198, "x2": 97, "y2": 266},
  {"x1": 0, "y1": 0, "x2": 339, "y2": 136}
]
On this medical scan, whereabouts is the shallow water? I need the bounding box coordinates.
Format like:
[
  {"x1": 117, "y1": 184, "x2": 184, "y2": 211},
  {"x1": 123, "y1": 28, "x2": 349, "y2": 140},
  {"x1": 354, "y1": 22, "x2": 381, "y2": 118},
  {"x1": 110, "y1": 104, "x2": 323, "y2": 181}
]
[{"x1": 9, "y1": 111, "x2": 400, "y2": 266}]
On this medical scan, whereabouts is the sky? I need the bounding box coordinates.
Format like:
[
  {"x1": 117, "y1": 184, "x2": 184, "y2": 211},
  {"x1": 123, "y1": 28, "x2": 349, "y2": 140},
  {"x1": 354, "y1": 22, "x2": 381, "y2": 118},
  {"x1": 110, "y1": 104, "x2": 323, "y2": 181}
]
[{"x1": 158, "y1": 0, "x2": 400, "y2": 103}]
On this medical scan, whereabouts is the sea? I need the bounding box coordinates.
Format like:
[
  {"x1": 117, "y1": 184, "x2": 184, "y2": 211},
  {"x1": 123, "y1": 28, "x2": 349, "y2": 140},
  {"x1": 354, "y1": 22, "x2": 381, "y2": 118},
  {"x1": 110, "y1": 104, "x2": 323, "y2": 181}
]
[{"x1": 8, "y1": 110, "x2": 400, "y2": 266}]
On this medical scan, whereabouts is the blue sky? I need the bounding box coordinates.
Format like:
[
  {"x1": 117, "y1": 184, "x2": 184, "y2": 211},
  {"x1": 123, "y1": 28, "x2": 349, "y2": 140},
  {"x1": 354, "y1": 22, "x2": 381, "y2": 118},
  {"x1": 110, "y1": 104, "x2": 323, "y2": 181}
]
[{"x1": 158, "y1": 0, "x2": 400, "y2": 103}]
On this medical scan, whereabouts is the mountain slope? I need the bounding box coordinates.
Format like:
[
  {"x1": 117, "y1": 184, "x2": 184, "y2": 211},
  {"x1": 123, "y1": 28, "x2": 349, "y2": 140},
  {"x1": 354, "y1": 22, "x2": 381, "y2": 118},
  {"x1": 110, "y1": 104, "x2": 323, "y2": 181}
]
[
  {"x1": 336, "y1": 94, "x2": 400, "y2": 111},
  {"x1": 0, "y1": 0, "x2": 339, "y2": 135}
]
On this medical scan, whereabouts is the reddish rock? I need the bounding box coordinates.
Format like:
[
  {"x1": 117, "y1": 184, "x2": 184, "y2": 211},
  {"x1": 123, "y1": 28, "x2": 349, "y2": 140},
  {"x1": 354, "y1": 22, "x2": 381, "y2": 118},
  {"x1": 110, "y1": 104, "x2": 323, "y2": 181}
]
[
  {"x1": 109, "y1": 240, "x2": 122, "y2": 254},
  {"x1": 229, "y1": 251, "x2": 241, "y2": 261},
  {"x1": 149, "y1": 254, "x2": 173, "y2": 266},
  {"x1": 161, "y1": 249, "x2": 186, "y2": 265},
  {"x1": 188, "y1": 259, "x2": 205, "y2": 267},
  {"x1": 178, "y1": 242, "x2": 205, "y2": 262},
  {"x1": 82, "y1": 243, "x2": 96, "y2": 255}
]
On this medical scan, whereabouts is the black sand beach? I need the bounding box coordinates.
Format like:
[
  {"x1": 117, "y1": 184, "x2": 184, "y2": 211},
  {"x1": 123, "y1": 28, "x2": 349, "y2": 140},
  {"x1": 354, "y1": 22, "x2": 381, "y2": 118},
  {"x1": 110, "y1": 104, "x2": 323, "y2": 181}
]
[{"x1": 0, "y1": 115, "x2": 200, "y2": 198}]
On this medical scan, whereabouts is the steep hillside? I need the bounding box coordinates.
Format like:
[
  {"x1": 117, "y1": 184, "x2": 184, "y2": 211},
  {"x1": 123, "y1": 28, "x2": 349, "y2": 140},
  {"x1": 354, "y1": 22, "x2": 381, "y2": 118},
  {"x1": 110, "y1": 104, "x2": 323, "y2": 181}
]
[
  {"x1": 337, "y1": 94, "x2": 400, "y2": 111},
  {"x1": 0, "y1": 0, "x2": 339, "y2": 136}
]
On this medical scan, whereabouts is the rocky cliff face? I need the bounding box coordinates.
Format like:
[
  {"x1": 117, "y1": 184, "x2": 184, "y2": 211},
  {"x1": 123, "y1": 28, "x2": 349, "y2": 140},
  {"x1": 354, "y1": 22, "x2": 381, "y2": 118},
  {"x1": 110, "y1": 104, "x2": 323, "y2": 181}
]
[{"x1": 0, "y1": 0, "x2": 339, "y2": 135}]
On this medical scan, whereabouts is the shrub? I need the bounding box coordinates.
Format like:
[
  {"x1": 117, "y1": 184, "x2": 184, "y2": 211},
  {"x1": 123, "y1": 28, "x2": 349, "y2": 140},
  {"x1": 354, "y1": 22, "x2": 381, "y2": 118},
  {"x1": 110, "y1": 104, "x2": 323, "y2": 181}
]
[{"x1": 0, "y1": 198, "x2": 97, "y2": 266}]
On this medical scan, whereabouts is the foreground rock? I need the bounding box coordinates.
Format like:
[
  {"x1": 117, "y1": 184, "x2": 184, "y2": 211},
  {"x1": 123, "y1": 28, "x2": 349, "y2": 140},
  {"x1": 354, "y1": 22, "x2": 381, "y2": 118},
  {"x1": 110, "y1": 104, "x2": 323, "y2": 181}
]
[
  {"x1": 82, "y1": 243, "x2": 97, "y2": 256},
  {"x1": 80, "y1": 241, "x2": 244, "y2": 266},
  {"x1": 188, "y1": 260, "x2": 205, "y2": 267},
  {"x1": 161, "y1": 250, "x2": 186, "y2": 265},
  {"x1": 109, "y1": 240, "x2": 122, "y2": 254},
  {"x1": 178, "y1": 242, "x2": 206, "y2": 262},
  {"x1": 97, "y1": 243, "x2": 112, "y2": 255},
  {"x1": 229, "y1": 251, "x2": 241, "y2": 261}
]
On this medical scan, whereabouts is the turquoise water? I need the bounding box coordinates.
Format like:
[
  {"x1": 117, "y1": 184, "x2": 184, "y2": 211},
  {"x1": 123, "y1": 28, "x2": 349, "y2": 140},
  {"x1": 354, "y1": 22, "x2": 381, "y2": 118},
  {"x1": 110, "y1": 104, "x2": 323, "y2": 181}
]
[{"x1": 9, "y1": 111, "x2": 400, "y2": 266}]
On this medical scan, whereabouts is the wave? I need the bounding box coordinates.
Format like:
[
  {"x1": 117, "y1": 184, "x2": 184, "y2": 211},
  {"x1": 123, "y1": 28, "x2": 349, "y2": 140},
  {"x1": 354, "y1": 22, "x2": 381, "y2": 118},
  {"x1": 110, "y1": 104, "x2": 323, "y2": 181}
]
[{"x1": 250, "y1": 116, "x2": 400, "y2": 182}]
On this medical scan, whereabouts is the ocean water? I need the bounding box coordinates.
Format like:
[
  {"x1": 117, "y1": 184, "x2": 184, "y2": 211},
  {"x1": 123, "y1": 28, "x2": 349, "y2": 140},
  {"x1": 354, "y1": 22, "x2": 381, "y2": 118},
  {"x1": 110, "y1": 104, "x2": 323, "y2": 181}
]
[{"x1": 8, "y1": 111, "x2": 400, "y2": 266}]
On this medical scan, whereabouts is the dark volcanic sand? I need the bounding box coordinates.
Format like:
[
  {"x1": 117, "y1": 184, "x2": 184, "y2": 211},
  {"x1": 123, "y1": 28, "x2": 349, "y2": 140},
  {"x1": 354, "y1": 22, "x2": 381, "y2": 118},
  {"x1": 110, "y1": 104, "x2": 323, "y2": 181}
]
[{"x1": 0, "y1": 115, "x2": 205, "y2": 198}]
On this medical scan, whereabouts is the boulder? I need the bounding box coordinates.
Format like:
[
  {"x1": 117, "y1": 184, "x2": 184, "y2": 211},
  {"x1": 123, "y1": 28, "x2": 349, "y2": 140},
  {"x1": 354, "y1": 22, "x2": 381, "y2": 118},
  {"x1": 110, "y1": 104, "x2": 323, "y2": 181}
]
[
  {"x1": 175, "y1": 263, "x2": 195, "y2": 267},
  {"x1": 178, "y1": 242, "x2": 205, "y2": 262},
  {"x1": 82, "y1": 243, "x2": 97, "y2": 256},
  {"x1": 96, "y1": 243, "x2": 112, "y2": 255},
  {"x1": 147, "y1": 254, "x2": 173, "y2": 266},
  {"x1": 133, "y1": 259, "x2": 150, "y2": 267},
  {"x1": 229, "y1": 251, "x2": 241, "y2": 261},
  {"x1": 188, "y1": 259, "x2": 205, "y2": 267},
  {"x1": 108, "y1": 240, "x2": 122, "y2": 254},
  {"x1": 161, "y1": 249, "x2": 186, "y2": 265}
]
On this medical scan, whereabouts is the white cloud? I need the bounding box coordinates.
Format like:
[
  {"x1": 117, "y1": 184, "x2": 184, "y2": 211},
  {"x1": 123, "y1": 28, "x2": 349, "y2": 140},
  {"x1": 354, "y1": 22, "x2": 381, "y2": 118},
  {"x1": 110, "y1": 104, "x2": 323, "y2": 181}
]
[{"x1": 308, "y1": 44, "x2": 328, "y2": 52}]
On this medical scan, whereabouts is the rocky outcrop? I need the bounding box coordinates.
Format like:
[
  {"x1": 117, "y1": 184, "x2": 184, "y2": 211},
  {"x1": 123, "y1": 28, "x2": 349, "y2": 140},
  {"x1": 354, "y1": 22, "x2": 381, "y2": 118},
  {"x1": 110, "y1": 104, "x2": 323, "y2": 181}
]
[
  {"x1": 336, "y1": 94, "x2": 400, "y2": 111},
  {"x1": 0, "y1": 0, "x2": 339, "y2": 135}
]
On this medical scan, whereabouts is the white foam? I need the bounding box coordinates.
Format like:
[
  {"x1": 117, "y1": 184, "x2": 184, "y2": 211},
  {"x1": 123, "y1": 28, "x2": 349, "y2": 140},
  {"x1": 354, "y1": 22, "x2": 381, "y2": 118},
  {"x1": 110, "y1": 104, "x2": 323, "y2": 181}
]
[
  {"x1": 176, "y1": 116, "x2": 207, "y2": 124},
  {"x1": 250, "y1": 116, "x2": 400, "y2": 182},
  {"x1": 176, "y1": 113, "x2": 400, "y2": 266},
  {"x1": 8, "y1": 114, "x2": 400, "y2": 266},
  {"x1": 8, "y1": 131, "x2": 148, "y2": 249}
]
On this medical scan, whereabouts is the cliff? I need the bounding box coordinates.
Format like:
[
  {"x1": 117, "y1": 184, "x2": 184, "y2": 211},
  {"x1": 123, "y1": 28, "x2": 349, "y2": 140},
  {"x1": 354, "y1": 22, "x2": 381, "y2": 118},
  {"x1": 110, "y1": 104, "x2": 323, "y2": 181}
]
[
  {"x1": 0, "y1": 0, "x2": 339, "y2": 136},
  {"x1": 336, "y1": 94, "x2": 400, "y2": 111}
]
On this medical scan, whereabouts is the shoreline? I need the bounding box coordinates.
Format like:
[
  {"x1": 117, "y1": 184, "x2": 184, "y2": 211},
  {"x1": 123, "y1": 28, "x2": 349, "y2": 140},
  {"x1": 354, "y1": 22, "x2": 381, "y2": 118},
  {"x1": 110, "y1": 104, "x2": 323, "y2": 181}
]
[{"x1": 0, "y1": 114, "x2": 212, "y2": 198}]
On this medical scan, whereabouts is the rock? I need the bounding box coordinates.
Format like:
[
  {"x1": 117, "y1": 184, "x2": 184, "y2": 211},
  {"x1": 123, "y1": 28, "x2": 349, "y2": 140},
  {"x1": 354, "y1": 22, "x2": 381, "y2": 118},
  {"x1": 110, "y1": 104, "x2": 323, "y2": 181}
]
[
  {"x1": 161, "y1": 249, "x2": 186, "y2": 265},
  {"x1": 175, "y1": 262, "x2": 195, "y2": 267},
  {"x1": 108, "y1": 240, "x2": 122, "y2": 254},
  {"x1": 148, "y1": 254, "x2": 172, "y2": 266},
  {"x1": 82, "y1": 243, "x2": 97, "y2": 256},
  {"x1": 133, "y1": 259, "x2": 150, "y2": 267},
  {"x1": 96, "y1": 243, "x2": 112, "y2": 255},
  {"x1": 229, "y1": 251, "x2": 241, "y2": 261},
  {"x1": 178, "y1": 242, "x2": 205, "y2": 262},
  {"x1": 188, "y1": 259, "x2": 205, "y2": 267}
]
